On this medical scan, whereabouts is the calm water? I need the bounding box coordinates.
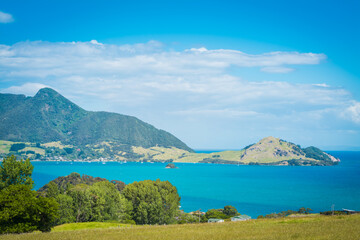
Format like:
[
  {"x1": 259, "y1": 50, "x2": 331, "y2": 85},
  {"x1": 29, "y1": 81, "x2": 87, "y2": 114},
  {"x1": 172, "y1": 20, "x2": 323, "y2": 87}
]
[{"x1": 32, "y1": 151, "x2": 360, "y2": 218}]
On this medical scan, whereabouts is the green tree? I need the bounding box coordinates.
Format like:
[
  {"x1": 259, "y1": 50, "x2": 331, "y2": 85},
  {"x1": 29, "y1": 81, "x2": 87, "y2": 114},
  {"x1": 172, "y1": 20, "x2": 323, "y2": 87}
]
[
  {"x1": 55, "y1": 194, "x2": 75, "y2": 224},
  {"x1": 223, "y1": 205, "x2": 239, "y2": 217},
  {"x1": 0, "y1": 185, "x2": 58, "y2": 234},
  {"x1": 155, "y1": 180, "x2": 181, "y2": 224},
  {"x1": 89, "y1": 181, "x2": 130, "y2": 221},
  {"x1": 0, "y1": 155, "x2": 34, "y2": 190},
  {"x1": 123, "y1": 179, "x2": 180, "y2": 225},
  {"x1": 68, "y1": 184, "x2": 92, "y2": 223},
  {"x1": 46, "y1": 181, "x2": 60, "y2": 198},
  {"x1": 176, "y1": 210, "x2": 198, "y2": 224},
  {"x1": 205, "y1": 209, "x2": 228, "y2": 220},
  {"x1": 36, "y1": 196, "x2": 59, "y2": 232},
  {"x1": 298, "y1": 207, "x2": 313, "y2": 214}
]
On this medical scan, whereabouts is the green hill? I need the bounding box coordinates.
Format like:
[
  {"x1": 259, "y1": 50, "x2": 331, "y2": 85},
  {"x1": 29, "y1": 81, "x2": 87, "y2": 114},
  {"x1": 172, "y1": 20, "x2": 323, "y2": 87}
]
[
  {"x1": 171, "y1": 136, "x2": 339, "y2": 166},
  {"x1": 0, "y1": 88, "x2": 193, "y2": 157}
]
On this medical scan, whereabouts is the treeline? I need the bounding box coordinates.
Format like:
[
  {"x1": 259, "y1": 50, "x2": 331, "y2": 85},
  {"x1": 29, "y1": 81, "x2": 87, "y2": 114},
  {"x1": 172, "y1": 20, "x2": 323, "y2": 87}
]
[
  {"x1": 0, "y1": 155, "x2": 181, "y2": 234},
  {"x1": 176, "y1": 205, "x2": 240, "y2": 224},
  {"x1": 40, "y1": 173, "x2": 180, "y2": 225},
  {"x1": 257, "y1": 207, "x2": 313, "y2": 219}
]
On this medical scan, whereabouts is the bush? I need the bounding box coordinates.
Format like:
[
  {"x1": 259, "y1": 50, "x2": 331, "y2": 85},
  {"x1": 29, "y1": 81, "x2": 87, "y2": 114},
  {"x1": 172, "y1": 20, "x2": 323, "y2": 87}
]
[
  {"x1": 9, "y1": 143, "x2": 26, "y2": 152},
  {"x1": 64, "y1": 147, "x2": 74, "y2": 154}
]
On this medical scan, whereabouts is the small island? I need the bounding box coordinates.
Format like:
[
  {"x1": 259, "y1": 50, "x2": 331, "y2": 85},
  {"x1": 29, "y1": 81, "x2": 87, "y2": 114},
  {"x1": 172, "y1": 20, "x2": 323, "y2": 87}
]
[{"x1": 166, "y1": 163, "x2": 178, "y2": 169}]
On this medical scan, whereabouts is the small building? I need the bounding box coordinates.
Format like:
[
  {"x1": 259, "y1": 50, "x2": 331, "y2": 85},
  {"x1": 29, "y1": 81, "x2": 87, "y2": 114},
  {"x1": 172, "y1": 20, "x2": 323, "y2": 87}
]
[
  {"x1": 231, "y1": 215, "x2": 251, "y2": 221},
  {"x1": 342, "y1": 209, "x2": 360, "y2": 214},
  {"x1": 208, "y1": 218, "x2": 224, "y2": 223}
]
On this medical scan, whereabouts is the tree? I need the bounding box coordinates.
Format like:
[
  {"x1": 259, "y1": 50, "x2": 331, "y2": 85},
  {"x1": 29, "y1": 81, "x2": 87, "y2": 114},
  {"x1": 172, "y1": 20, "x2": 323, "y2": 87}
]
[
  {"x1": 0, "y1": 155, "x2": 34, "y2": 190},
  {"x1": 9, "y1": 143, "x2": 26, "y2": 152},
  {"x1": 68, "y1": 184, "x2": 92, "y2": 222},
  {"x1": 154, "y1": 180, "x2": 181, "y2": 224},
  {"x1": 0, "y1": 156, "x2": 58, "y2": 233},
  {"x1": 55, "y1": 194, "x2": 75, "y2": 224},
  {"x1": 0, "y1": 185, "x2": 58, "y2": 234},
  {"x1": 46, "y1": 181, "x2": 60, "y2": 198},
  {"x1": 204, "y1": 209, "x2": 227, "y2": 220},
  {"x1": 223, "y1": 205, "x2": 239, "y2": 217},
  {"x1": 298, "y1": 207, "x2": 312, "y2": 214},
  {"x1": 176, "y1": 210, "x2": 198, "y2": 224},
  {"x1": 123, "y1": 179, "x2": 180, "y2": 225},
  {"x1": 88, "y1": 181, "x2": 131, "y2": 222},
  {"x1": 36, "y1": 196, "x2": 59, "y2": 232}
]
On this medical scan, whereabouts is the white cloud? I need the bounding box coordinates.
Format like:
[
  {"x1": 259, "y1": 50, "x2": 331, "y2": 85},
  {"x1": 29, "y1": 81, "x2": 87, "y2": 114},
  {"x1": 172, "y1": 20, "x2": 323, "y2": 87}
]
[
  {"x1": 171, "y1": 108, "x2": 260, "y2": 117},
  {"x1": 1, "y1": 40, "x2": 360, "y2": 148},
  {"x1": 344, "y1": 101, "x2": 360, "y2": 123},
  {"x1": 1, "y1": 82, "x2": 51, "y2": 96},
  {"x1": 0, "y1": 40, "x2": 358, "y2": 125},
  {"x1": 0, "y1": 11, "x2": 14, "y2": 23},
  {"x1": 312, "y1": 83, "x2": 330, "y2": 88},
  {"x1": 0, "y1": 41, "x2": 325, "y2": 78},
  {"x1": 261, "y1": 66, "x2": 294, "y2": 73}
]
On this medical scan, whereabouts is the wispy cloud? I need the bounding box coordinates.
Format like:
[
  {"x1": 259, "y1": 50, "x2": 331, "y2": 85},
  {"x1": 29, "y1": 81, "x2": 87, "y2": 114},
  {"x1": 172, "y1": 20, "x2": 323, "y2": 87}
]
[
  {"x1": 261, "y1": 66, "x2": 294, "y2": 73},
  {"x1": 0, "y1": 11, "x2": 14, "y2": 23}
]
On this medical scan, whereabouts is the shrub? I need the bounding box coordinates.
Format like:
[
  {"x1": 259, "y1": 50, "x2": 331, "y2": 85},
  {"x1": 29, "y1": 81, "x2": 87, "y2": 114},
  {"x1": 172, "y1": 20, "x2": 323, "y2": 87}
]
[{"x1": 9, "y1": 143, "x2": 26, "y2": 152}]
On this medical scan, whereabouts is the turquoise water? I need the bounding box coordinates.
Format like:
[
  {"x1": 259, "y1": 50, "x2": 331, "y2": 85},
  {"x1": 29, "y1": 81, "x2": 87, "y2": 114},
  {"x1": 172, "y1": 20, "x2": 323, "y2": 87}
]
[{"x1": 32, "y1": 151, "x2": 360, "y2": 218}]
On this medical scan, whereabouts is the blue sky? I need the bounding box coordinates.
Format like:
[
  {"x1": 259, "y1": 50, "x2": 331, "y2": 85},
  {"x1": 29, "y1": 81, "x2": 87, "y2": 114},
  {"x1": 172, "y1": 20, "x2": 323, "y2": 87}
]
[{"x1": 0, "y1": 0, "x2": 359, "y2": 149}]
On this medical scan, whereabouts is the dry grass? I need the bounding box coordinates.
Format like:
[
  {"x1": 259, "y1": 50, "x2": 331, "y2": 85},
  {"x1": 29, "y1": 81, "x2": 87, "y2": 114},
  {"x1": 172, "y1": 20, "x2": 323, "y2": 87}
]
[
  {"x1": 41, "y1": 141, "x2": 73, "y2": 149},
  {"x1": 1, "y1": 214, "x2": 359, "y2": 240}
]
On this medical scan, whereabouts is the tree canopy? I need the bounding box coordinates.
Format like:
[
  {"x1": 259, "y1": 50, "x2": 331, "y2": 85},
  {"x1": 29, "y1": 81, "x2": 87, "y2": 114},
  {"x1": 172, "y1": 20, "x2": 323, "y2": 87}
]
[
  {"x1": 0, "y1": 155, "x2": 34, "y2": 190},
  {"x1": 0, "y1": 155, "x2": 58, "y2": 234},
  {"x1": 123, "y1": 179, "x2": 180, "y2": 225}
]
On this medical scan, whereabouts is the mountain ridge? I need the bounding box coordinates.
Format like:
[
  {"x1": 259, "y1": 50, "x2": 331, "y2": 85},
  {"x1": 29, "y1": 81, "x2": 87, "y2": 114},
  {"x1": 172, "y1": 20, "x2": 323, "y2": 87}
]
[{"x1": 0, "y1": 88, "x2": 193, "y2": 152}]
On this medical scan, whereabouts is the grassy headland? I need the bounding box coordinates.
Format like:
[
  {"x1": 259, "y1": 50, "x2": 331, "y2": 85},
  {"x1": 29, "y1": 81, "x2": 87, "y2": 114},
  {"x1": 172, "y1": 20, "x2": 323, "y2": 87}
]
[
  {"x1": 1, "y1": 136, "x2": 339, "y2": 166},
  {"x1": 1, "y1": 214, "x2": 359, "y2": 240}
]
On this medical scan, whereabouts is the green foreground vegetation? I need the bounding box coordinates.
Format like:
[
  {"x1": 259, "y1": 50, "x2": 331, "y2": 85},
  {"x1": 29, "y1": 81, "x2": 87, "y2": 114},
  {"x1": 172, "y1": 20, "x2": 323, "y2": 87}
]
[
  {"x1": 1, "y1": 214, "x2": 359, "y2": 240},
  {"x1": 52, "y1": 222, "x2": 131, "y2": 232}
]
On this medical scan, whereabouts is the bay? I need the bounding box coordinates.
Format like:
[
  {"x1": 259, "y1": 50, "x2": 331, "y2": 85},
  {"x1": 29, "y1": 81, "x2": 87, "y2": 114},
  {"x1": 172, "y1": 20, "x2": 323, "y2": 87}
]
[{"x1": 32, "y1": 151, "x2": 360, "y2": 218}]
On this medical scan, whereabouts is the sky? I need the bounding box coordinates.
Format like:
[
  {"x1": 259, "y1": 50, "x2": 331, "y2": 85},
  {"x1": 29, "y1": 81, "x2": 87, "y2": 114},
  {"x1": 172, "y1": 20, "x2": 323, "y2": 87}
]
[{"x1": 0, "y1": 0, "x2": 359, "y2": 150}]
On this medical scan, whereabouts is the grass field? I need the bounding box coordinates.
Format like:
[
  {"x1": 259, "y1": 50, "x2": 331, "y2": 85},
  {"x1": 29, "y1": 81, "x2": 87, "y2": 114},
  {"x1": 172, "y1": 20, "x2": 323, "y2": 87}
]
[
  {"x1": 1, "y1": 214, "x2": 359, "y2": 240},
  {"x1": 52, "y1": 222, "x2": 131, "y2": 232}
]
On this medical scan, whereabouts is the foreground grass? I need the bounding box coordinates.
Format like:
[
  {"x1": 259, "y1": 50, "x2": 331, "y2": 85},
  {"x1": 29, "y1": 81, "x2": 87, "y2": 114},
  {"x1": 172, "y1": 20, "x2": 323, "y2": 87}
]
[
  {"x1": 1, "y1": 214, "x2": 359, "y2": 240},
  {"x1": 52, "y1": 222, "x2": 131, "y2": 232}
]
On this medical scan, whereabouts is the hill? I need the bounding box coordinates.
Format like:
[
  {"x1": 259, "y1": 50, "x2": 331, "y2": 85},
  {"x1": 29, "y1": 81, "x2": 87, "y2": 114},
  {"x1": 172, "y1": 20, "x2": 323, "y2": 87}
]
[
  {"x1": 169, "y1": 136, "x2": 339, "y2": 166},
  {"x1": 1, "y1": 214, "x2": 359, "y2": 240},
  {"x1": 0, "y1": 88, "x2": 193, "y2": 160}
]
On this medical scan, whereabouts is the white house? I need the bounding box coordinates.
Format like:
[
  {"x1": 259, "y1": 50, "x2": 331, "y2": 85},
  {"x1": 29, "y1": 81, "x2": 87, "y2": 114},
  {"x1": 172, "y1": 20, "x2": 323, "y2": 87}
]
[
  {"x1": 208, "y1": 218, "x2": 224, "y2": 223},
  {"x1": 231, "y1": 215, "x2": 251, "y2": 221}
]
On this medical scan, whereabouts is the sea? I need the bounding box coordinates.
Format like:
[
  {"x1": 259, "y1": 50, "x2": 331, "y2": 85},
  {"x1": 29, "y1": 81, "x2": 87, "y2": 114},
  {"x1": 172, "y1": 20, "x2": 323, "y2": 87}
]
[{"x1": 32, "y1": 151, "x2": 360, "y2": 218}]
